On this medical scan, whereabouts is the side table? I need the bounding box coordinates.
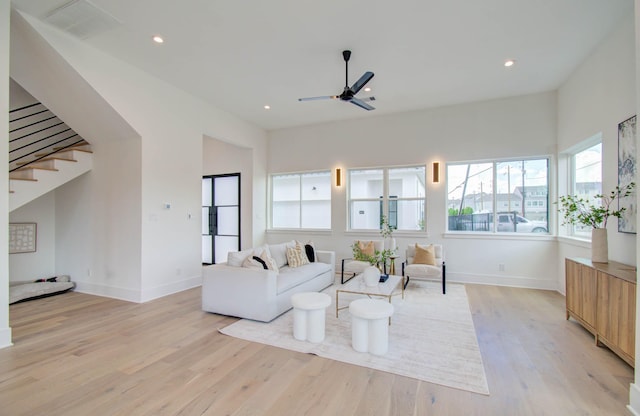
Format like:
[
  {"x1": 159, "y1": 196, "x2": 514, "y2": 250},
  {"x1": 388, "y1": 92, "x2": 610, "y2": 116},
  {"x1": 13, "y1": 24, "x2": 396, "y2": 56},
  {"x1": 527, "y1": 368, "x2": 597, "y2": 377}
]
[{"x1": 388, "y1": 255, "x2": 399, "y2": 275}]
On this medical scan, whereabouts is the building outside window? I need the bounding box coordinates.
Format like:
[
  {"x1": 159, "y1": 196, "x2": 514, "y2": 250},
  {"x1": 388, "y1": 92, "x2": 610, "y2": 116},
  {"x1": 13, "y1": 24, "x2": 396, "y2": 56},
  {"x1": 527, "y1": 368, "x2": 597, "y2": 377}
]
[
  {"x1": 447, "y1": 158, "x2": 549, "y2": 233},
  {"x1": 348, "y1": 165, "x2": 426, "y2": 231},
  {"x1": 271, "y1": 171, "x2": 331, "y2": 229}
]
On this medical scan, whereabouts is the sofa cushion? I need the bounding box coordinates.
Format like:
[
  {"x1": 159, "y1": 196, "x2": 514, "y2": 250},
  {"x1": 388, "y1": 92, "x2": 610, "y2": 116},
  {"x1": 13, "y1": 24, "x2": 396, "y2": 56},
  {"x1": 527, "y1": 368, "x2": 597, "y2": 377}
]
[
  {"x1": 277, "y1": 262, "x2": 332, "y2": 294},
  {"x1": 268, "y1": 240, "x2": 295, "y2": 268},
  {"x1": 228, "y1": 249, "x2": 254, "y2": 267}
]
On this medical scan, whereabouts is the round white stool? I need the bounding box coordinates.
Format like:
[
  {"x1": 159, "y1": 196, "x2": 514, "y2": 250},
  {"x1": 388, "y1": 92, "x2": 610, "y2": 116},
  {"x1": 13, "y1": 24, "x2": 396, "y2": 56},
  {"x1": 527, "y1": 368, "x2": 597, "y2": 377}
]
[
  {"x1": 290, "y1": 292, "x2": 332, "y2": 343},
  {"x1": 349, "y1": 299, "x2": 394, "y2": 355}
]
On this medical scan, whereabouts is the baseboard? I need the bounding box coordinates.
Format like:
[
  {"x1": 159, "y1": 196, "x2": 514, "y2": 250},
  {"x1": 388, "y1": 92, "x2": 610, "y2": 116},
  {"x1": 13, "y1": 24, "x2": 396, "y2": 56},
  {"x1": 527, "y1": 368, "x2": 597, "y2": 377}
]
[
  {"x1": 448, "y1": 271, "x2": 558, "y2": 291},
  {"x1": 74, "y1": 281, "x2": 142, "y2": 302},
  {"x1": 74, "y1": 276, "x2": 202, "y2": 303},
  {"x1": 628, "y1": 383, "x2": 640, "y2": 416},
  {"x1": 0, "y1": 327, "x2": 13, "y2": 349},
  {"x1": 140, "y1": 276, "x2": 202, "y2": 302}
]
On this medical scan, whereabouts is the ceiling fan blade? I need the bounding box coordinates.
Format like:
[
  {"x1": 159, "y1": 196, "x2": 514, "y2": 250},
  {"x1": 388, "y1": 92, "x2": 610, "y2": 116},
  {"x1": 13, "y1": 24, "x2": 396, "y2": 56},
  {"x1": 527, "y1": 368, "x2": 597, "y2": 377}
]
[
  {"x1": 359, "y1": 96, "x2": 376, "y2": 103},
  {"x1": 350, "y1": 97, "x2": 375, "y2": 111},
  {"x1": 350, "y1": 71, "x2": 374, "y2": 94},
  {"x1": 298, "y1": 95, "x2": 338, "y2": 102}
]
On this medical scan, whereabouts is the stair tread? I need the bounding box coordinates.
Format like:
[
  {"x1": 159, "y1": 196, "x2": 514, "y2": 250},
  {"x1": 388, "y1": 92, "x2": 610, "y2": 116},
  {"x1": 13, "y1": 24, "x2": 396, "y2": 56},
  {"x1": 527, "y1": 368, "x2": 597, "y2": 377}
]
[
  {"x1": 15, "y1": 166, "x2": 59, "y2": 172},
  {"x1": 9, "y1": 177, "x2": 37, "y2": 182},
  {"x1": 40, "y1": 157, "x2": 78, "y2": 162}
]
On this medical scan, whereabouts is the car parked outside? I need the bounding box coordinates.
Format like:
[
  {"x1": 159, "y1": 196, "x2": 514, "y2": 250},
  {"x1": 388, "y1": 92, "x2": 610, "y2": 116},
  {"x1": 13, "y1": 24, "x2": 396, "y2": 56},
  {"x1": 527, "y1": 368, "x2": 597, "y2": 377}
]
[{"x1": 496, "y1": 212, "x2": 548, "y2": 233}]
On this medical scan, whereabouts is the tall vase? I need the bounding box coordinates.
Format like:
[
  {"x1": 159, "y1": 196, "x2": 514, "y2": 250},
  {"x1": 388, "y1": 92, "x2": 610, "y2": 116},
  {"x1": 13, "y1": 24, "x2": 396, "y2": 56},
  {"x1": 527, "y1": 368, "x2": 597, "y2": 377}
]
[
  {"x1": 384, "y1": 237, "x2": 396, "y2": 252},
  {"x1": 591, "y1": 228, "x2": 608, "y2": 263}
]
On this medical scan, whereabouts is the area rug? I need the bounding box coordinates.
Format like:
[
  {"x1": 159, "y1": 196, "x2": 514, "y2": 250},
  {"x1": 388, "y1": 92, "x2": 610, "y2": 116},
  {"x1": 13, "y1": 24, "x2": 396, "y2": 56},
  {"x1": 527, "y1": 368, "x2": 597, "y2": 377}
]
[{"x1": 219, "y1": 281, "x2": 489, "y2": 395}]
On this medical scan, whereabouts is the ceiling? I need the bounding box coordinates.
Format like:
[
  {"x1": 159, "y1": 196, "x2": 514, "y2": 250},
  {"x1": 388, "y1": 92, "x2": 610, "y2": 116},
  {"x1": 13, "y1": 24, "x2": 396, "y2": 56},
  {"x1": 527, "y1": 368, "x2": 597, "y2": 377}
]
[{"x1": 10, "y1": 0, "x2": 635, "y2": 131}]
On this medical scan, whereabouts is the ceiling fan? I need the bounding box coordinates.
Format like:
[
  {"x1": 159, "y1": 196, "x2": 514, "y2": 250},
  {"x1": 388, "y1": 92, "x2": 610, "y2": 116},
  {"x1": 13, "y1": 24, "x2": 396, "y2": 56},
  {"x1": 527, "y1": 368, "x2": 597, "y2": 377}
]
[{"x1": 298, "y1": 50, "x2": 376, "y2": 111}]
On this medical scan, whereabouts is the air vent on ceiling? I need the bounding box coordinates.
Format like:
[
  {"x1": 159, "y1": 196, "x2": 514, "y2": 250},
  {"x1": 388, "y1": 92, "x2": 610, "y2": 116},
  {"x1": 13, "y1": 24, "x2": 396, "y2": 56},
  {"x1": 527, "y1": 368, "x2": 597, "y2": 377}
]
[{"x1": 44, "y1": 0, "x2": 122, "y2": 40}]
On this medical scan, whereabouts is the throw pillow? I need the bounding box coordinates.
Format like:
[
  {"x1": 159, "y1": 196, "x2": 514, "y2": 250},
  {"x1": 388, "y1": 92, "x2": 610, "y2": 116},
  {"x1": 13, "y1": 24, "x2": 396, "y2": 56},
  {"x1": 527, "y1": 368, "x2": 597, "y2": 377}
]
[
  {"x1": 354, "y1": 240, "x2": 375, "y2": 261},
  {"x1": 297, "y1": 240, "x2": 316, "y2": 262},
  {"x1": 242, "y1": 256, "x2": 265, "y2": 270},
  {"x1": 286, "y1": 243, "x2": 310, "y2": 268},
  {"x1": 304, "y1": 243, "x2": 316, "y2": 262},
  {"x1": 260, "y1": 250, "x2": 279, "y2": 272},
  {"x1": 413, "y1": 243, "x2": 436, "y2": 265}
]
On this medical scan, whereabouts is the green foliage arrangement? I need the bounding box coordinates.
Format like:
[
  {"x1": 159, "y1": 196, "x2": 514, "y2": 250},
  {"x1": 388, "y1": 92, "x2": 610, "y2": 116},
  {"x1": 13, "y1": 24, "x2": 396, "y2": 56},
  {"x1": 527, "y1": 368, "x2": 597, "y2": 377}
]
[
  {"x1": 351, "y1": 242, "x2": 394, "y2": 267},
  {"x1": 379, "y1": 215, "x2": 396, "y2": 239},
  {"x1": 557, "y1": 182, "x2": 635, "y2": 229}
]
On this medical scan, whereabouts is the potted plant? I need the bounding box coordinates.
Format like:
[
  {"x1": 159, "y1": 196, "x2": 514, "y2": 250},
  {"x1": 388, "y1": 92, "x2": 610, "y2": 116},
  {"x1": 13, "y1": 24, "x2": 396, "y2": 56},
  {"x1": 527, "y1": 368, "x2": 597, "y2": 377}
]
[
  {"x1": 380, "y1": 215, "x2": 397, "y2": 253},
  {"x1": 558, "y1": 182, "x2": 635, "y2": 262}
]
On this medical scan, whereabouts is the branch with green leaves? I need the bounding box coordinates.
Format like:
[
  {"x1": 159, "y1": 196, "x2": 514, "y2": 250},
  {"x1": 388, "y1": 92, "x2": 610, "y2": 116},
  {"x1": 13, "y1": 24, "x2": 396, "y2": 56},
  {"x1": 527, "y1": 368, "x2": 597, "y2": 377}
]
[{"x1": 557, "y1": 182, "x2": 635, "y2": 229}]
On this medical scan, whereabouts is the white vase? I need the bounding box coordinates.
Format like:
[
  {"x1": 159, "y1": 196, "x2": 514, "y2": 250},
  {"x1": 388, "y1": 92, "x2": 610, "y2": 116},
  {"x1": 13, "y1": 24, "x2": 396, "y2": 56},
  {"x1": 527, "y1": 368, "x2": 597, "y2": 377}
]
[
  {"x1": 363, "y1": 266, "x2": 380, "y2": 287},
  {"x1": 384, "y1": 237, "x2": 396, "y2": 253},
  {"x1": 591, "y1": 228, "x2": 608, "y2": 263}
]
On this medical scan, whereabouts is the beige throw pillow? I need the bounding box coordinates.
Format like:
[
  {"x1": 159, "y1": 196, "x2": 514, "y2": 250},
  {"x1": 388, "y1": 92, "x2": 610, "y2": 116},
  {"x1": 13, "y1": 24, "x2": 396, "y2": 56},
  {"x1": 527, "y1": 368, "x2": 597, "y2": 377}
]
[
  {"x1": 358, "y1": 240, "x2": 375, "y2": 257},
  {"x1": 413, "y1": 243, "x2": 436, "y2": 265},
  {"x1": 286, "y1": 243, "x2": 310, "y2": 268}
]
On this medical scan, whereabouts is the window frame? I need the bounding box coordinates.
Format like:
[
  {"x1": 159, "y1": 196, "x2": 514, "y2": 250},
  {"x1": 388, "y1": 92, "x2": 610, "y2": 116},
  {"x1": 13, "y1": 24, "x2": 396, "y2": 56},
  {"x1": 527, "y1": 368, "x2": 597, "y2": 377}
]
[
  {"x1": 445, "y1": 156, "x2": 551, "y2": 235},
  {"x1": 269, "y1": 170, "x2": 332, "y2": 230},
  {"x1": 567, "y1": 136, "x2": 603, "y2": 239},
  {"x1": 347, "y1": 164, "x2": 427, "y2": 232}
]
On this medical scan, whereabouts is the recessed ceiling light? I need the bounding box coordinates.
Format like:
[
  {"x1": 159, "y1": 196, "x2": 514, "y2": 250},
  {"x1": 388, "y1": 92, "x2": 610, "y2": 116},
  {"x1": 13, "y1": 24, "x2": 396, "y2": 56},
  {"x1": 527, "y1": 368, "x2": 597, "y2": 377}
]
[
  {"x1": 504, "y1": 59, "x2": 516, "y2": 67},
  {"x1": 364, "y1": 87, "x2": 371, "y2": 92},
  {"x1": 152, "y1": 35, "x2": 164, "y2": 44},
  {"x1": 264, "y1": 105, "x2": 271, "y2": 110}
]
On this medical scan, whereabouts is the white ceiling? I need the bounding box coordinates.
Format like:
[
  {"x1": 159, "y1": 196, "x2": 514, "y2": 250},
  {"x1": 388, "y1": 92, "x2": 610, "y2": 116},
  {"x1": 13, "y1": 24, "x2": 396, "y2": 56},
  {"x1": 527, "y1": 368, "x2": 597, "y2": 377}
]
[{"x1": 10, "y1": 0, "x2": 635, "y2": 131}]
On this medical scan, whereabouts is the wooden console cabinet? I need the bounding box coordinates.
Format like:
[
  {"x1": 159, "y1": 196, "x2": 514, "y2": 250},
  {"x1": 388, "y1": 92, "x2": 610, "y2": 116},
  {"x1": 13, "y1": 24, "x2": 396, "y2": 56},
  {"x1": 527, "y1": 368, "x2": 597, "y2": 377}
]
[{"x1": 565, "y1": 257, "x2": 636, "y2": 367}]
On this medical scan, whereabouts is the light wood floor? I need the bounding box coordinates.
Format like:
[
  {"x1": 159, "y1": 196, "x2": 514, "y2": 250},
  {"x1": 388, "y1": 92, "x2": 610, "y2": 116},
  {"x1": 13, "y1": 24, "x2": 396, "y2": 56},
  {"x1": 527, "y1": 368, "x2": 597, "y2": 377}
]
[{"x1": 0, "y1": 283, "x2": 633, "y2": 415}]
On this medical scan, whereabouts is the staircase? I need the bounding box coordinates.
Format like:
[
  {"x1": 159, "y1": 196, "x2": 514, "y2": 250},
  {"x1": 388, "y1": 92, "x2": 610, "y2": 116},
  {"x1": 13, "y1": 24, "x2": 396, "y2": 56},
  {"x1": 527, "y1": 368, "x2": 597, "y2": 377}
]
[{"x1": 9, "y1": 102, "x2": 93, "y2": 212}]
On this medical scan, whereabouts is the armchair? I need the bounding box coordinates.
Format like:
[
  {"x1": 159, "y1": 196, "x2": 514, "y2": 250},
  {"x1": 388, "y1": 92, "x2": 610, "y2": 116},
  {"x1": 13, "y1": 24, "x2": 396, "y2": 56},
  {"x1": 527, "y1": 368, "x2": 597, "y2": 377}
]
[
  {"x1": 402, "y1": 243, "x2": 446, "y2": 294},
  {"x1": 340, "y1": 240, "x2": 384, "y2": 284}
]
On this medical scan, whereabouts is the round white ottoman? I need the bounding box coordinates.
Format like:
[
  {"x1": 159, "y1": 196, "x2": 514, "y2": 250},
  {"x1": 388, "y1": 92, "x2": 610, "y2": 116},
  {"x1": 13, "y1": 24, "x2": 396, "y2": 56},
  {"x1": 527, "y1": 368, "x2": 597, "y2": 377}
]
[
  {"x1": 349, "y1": 299, "x2": 394, "y2": 355},
  {"x1": 291, "y1": 292, "x2": 332, "y2": 343}
]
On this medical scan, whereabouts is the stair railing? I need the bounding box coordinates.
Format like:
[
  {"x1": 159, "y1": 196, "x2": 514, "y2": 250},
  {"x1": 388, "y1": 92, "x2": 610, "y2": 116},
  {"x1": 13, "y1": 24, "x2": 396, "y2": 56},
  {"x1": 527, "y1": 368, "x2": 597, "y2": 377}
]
[{"x1": 9, "y1": 102, "x2": 86, "y2": 172}]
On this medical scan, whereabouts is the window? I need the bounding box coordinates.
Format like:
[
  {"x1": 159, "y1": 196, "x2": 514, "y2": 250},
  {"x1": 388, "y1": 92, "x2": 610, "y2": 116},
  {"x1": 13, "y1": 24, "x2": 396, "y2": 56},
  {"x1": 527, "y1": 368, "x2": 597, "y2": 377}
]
[
  {"x1": 271, "y1": 171, "x2": 331, "y2": 229},
  {"x1": 348, "y1": 165, "x2": 425, "y2": 231},
  {"x1": 447, "y1": 158, "x2": 549, "y2": 234},
  {"x1": 571, "y1": 141, "x2": 602, "y2": 237}
]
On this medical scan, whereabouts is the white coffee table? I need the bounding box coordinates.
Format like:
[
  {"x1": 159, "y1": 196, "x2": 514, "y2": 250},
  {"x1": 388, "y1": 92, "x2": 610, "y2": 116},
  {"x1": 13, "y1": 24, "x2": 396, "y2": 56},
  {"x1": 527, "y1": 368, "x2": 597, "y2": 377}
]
[{"x1": 335, "y1": 274, "x2": 404, "y2": 319}]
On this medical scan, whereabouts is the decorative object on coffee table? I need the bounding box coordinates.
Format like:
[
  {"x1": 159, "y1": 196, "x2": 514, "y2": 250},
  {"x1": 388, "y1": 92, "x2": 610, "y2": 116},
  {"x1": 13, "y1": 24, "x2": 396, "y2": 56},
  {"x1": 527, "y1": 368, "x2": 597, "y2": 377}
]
[{"x1": 363, "y1": 266, "x2": 380, "y2": 287}]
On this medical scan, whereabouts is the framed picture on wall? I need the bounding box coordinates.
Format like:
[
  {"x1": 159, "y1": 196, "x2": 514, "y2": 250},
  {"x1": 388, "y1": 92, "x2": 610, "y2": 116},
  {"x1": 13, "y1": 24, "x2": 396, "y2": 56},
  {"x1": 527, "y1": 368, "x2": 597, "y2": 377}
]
[
  {"x1": 9, "y1": 223, "x2": 37, "y2": 253},
  {"x1": 618, "y1": 115, "x2": 637, "y2": 234}
]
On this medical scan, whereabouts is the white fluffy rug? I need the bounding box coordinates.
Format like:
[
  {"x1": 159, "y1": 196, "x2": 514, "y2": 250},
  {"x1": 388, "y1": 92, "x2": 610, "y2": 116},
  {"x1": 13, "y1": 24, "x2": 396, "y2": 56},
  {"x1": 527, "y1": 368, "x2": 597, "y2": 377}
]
[{"x1": 219, "y1": 281, "x2": 489, "y2": 395}]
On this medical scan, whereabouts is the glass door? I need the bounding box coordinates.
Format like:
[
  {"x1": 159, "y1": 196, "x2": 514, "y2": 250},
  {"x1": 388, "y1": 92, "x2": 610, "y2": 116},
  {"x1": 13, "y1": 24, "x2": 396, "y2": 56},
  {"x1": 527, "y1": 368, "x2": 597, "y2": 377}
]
[{"x1": 202, "y1": 173, "x2": 240, "y2": 264}]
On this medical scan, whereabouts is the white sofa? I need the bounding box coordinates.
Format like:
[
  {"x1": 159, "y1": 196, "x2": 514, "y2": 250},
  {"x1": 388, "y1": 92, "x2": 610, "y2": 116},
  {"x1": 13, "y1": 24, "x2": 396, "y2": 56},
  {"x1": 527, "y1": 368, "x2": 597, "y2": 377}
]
[{"x1": 202, "y1": 241, "x2": 335, "y2": 322}]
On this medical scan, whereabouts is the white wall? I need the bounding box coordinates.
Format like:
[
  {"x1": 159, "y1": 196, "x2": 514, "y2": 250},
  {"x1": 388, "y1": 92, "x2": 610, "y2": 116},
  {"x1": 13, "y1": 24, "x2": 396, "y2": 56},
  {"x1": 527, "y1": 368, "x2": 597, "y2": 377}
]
[
  {"x1": 268, "y1": 91, "x2": 559, "y2": 290},
  {"x1": 630, "y1": 2, "x2": 640, "y2": 414},
  {"x1": 0, "y1": 0, "x2": 12, "y2": 348},
  {"x1": 557, "y1": 14, "x2": 637, "y2": 294},
  {"x1": 11, "y1": 12, "x2": 268, "y2": 303},
  {"x1": 9, "y1": 191, "x2": 56, "y2": 282},
  {"x1": 202, "y1": 137, "x2": 254, "y2": 251}
]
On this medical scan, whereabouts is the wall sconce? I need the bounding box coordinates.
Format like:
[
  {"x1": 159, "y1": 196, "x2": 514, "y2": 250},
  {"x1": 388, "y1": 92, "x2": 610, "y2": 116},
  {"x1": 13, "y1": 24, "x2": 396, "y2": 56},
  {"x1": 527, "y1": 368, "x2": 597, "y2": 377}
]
[
  {"x1": 432, "y1": 162, "x2": 440, "y2": 183},
  {"x1": 335, "y1": 168, "x2": 342, "y2": 187}
]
